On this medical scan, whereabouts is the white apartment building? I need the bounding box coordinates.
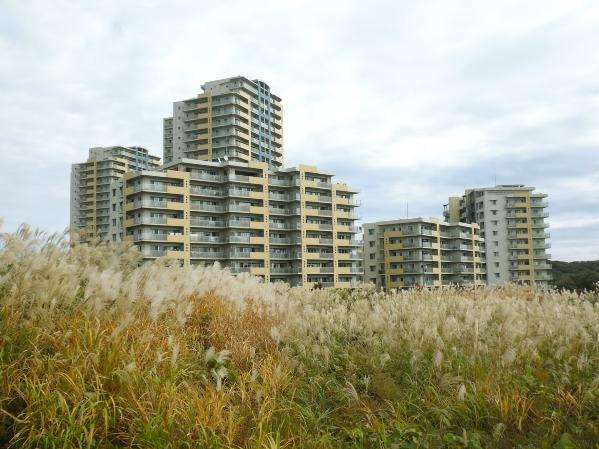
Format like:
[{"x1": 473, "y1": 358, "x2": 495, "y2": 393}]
[{"x1": 444, "y1": 185, "x2": 551, "y2": 287}]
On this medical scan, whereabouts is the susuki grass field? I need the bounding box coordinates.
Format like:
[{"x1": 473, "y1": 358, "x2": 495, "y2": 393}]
[{"x1": 1, "y1": 224, "x2": 599, "y2": 448}]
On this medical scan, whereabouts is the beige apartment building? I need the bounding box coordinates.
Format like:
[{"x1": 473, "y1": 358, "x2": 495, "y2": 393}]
[
  {"x1": 363, "y1": 218, "x2": 486, "y2": 289},
  {"x1": 70, "y1": 146, "x2": 160, "y2": 242},
  {"x1": 122, "y1": 159, "x2": 362, "y2": 288},
  {"x1": 444, "y1": 185, "x2": 551, "y2": 287},
  {"x1": 163, "y1": 76, "x2": 283, "y2": 168}
]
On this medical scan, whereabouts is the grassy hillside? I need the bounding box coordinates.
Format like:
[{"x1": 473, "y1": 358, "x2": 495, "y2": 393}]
[
  {"x1": 551, "y1": 260, "x2": 599, "y2": 291},
  {"x1": 1, "y1": 225, "x2": 599, "y2": 448}
]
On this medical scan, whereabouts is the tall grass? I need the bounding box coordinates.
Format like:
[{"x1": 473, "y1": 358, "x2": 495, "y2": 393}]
[{"x1": 1, "y1": 224, "x2": 598, "y2": 448}]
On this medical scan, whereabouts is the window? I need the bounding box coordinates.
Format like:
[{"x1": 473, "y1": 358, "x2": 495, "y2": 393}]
[
  {"x1": 494, "y1": 241, "x2": 498, "y2": 246},
  {"x1": 370, "y1": 265, "x2": 375, "y2": 272},
  {"x1": 494, "y1": 262, "x2": 499, "y2": 267},
  {"x1": 112, "y1": 189, "x2": 116, "y2": 197},
  {"x1": 491, "y1": 200, "x2": 497, "y2": 205},
  {"x1": 112, "y1": 204, "x2": 116, "y2": 211},
  {"x1": 112, "y1": 219, "x2": 116, "y2": 226},
  {"x1": 369, "y1": 241, "x2": 375, "y2": 247},
  {"x1": 369, "y1": 254, "x2": 375, "y2": 260},
  {"x1": 492, "y1": 210, "x2": 498, "y2": 215},
  {"x1": 492, "y1": 220, "x2": 498, "y2": 225},
  {"x1": 495, "y1": 273, "x2": 500, "y2": 278},
  {"x1": 493, "y1": 252, "x2": 499, "y2": 257},
  {"x1": 112, "y1": 234, "x2": 117, "y2": 242},
  {"x1": 368, "y1": 229, "x2": 375, "y2": 235},
  {"x1": 493, "y1": 231, "x2": 498, "y2": 236}
]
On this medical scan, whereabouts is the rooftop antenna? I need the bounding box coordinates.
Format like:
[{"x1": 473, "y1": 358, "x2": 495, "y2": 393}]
[{"x1": 494, "y1": 162, "x2": 497, "y2": 186}]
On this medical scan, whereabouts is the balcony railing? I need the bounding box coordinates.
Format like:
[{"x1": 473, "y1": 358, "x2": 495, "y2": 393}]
[
  {"x1": 191, "y1": 251, "x2": 224, "y2": 258},
  {"x1": 190, "y1": 219, "x2": 225, "y2": 227}
]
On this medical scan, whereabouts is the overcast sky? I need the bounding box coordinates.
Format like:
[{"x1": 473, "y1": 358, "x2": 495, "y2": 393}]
[{"x1": 1, "y1": 0, "x2": 598, "y2": 261}]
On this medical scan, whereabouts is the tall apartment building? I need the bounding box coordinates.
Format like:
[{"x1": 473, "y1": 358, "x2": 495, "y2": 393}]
[
  {"x1": 163, "y1": 76, "x2": 283, "y2": 168},
  {"x1": 444, "y1": 185, "x2": 551, "y2": 287},
  {"x1": 363, "y1": 218, "x2": 486, "y2": 289},
  {"x1": 70, "y1": 146, "x2": 160, "y2": 242},
  {"x1": 122, "y1": 159, "x2": 361, "y2": 288}
]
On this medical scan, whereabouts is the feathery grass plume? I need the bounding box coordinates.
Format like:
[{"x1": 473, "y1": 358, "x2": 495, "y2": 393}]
[{"x1": 1, "y1": 222, "x2": 599, "y2": 447}]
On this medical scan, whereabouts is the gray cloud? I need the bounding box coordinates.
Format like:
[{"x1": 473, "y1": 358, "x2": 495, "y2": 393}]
[{"x1": 0, "y1": 0, "x2": 598, "y2": 261}]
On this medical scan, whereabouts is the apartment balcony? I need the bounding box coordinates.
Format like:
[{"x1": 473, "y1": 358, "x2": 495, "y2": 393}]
[
  {"x1": 269, "y1": 192, "x2": 301, "y2": 201},
  {"x1": 304, "y1": 208, "x2": 332, "y2": 217},
  {"x1": 270, "y1": 267, "x2": 302, "y2": 274},
  {"x1": 303, "y1": 179, "x2": 332, "y2": 189},
  {"x1": 228, "y1": 220, "x2": 260, "y2": 229},
  {"x1": 189, "y1": 235, "x2": 224, "y2": 243},
  {"x1": 532, "y1": 223, "x2": 550, "y2": 229},
  {"x1": 189, "y1": 187, "x2": 224, "y2": 197},
  {"x1": 190, "y1": 251, "x2": 224, "y2": 259},
  {"x1": 269, "y1": 207, "x2": 301, "y2": 216},
  {"x1": 190, "y1": 204, "x2": 226, "y2": 213},
  {"x1": 269, "y1": 178, "x2": 301, "y2": 187},
  {"x1": 306, "y1": 252, "x2": 334, "y2": 260},
  {"x1": 125, "y1": 200, "x2": 180, "y2": 211},
  {"x1": 132, "y1": 232, "x2": 174, "y2": 242},
  {"x1": 190, "y1": 173, "x2": 226, "y2": 183},
  {"x1": 228, "y1": 251, "x2": 266, "y2": 260},
  {"x1": 269, "y1": 237, "x2": 300, "y2": 245},
  {"x1": 128, "y1": 183, "x2": 169, "y2": 193},
  {"x1": 269, "y1": 222, "x2": 301, "y2": 230},
  {"x1": 189, "y1": 219, "x2": 225, "y2": 228},
  {"x1": 509, "y1": 264, "x2": 532, "y2": 271},
  {"x1": 127, "y1": 217, "x2": 174, "y2": 226},
  {"x1": 140, "y1": 249, "x2": 169, "y2": 258},
  {"x1": 183, "y1": 113, "x2": 209, "y2": 122},
  {"x1": 182, "y1": 101, "x2": 209, "y2": 112},
  {"x1": 228, "y1": 266, "x2": 267, "y2": 276},
  {"x1": 228, "y1": 189, "x2": 264, "y2": 199},
  {"x1": 228, "y1": 174, "x2": 265, "y2": 184},
  {"x1": 305, "y1": 194, "x2": 332, "y2": 203}
]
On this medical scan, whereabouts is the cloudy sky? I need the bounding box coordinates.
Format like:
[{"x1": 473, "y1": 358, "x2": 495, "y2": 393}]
[{"x1": 1, "y1": 0, "x2": 598, "y2": 261}]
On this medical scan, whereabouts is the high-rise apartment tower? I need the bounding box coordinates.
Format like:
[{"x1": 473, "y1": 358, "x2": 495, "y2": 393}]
[
  {"x1": 444, "y1": 185, "x2": 551, "y2": 287},
  {"x1": 163, "y1": 76, "x2": 283, "y2": 168},
  {"x1": 70, "y1": 146, "x2": 160, "y2": 242}
]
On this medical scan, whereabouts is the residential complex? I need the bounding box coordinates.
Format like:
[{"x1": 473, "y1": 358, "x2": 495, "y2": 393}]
[
  {"x1": 70, "y1": 146, "x2": 160, "y2": 242},
  {"x1": 163, "y1": 76, "x2": 283, "y2": 168},
  {"x1": 444, "y1": 185, "x2": 551, "y2": 287},
  {"x1": 122, "y1": 159, "x2": 362, "y2": 287},
  {"x1": 68, "y1": 76, "x2": 554, "y2": 290},
  {"x1": 363, "y1": 218, "x2": 486, "y2": 289}
]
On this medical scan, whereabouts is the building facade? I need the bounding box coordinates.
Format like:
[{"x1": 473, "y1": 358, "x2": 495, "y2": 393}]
[
  {"x1": 163, "y1": 76, "x2": 283, "y2": 168},
  {"x1": 122, "y1": 159, "x2": 361, "y2": 288},
  {"x1": 363, "y1": 218, "x2": 486, "y2": 289},
  {"x1": 70, "y1": 146, "x2": 160, "y2": 242},
  {"x1": 444, "y1": 185, "x2": 551, "y2": 287}
]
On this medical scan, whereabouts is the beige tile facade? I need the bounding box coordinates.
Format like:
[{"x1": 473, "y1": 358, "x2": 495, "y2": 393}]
[
  {"x1": 363, "y1": 218, "x2": 486, "y2": 289},
  {"x1": 164, "y1": 77, "x2": 283, "y2": 168},
  {"x1": 122, "y1": 159, "x2": 362, "y2": 287}
]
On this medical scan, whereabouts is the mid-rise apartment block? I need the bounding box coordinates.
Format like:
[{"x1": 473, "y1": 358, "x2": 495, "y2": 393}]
[
  {"x1": 363, "y1": 218, "x2": 486, "y2": 289},
  {"x1": 122, "y1": 159, "x2": 361, "y2": 288},
  {"x1": 70, "y1": 146, "x2": 160, "y2": 242},
  {"x1": 444, "y1": 185, "x2": 551, "y2": 287},
  {"x1": 164, "y1": 76, "x2": 283, "y2": 167}
]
